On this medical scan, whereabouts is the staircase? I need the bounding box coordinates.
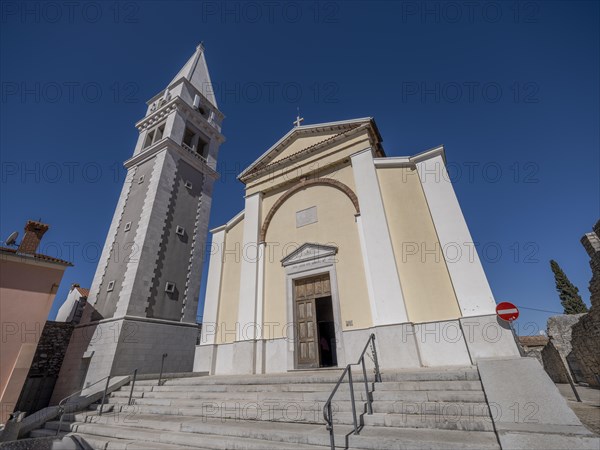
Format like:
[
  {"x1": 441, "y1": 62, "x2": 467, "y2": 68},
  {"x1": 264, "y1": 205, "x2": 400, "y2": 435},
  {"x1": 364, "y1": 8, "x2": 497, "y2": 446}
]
[{"x1": 29, "y1": 366, "x2": 500, "y2": 449}]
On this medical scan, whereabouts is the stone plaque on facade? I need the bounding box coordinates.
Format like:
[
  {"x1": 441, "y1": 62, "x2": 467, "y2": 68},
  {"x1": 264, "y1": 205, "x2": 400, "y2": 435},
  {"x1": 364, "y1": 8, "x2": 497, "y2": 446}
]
[{"x1": 296, "y1": 206, "x2": 318, "y2": 228}]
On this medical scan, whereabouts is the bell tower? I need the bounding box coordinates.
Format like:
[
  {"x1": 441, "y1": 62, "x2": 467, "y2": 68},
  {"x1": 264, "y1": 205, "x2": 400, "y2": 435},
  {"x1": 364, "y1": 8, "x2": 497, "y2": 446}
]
[{"x1": 53, "y1": 45, "x2": 225, "y2": 397}]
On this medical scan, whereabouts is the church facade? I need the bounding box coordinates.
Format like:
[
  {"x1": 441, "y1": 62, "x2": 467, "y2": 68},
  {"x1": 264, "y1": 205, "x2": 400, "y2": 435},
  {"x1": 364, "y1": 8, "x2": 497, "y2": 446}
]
[{"x1": 195, "y1": 117, "x2": 520, "y2": 375}]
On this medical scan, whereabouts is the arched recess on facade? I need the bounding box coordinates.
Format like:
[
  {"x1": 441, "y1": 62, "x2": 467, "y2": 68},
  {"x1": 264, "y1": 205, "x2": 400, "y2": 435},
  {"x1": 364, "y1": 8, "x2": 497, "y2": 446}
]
[{"x1": 259, "y1": 177, "x2": 360, "y2": 243}]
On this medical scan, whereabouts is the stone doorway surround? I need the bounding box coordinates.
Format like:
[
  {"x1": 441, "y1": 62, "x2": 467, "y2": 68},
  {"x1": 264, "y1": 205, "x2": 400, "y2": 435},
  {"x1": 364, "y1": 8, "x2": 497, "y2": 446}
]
[{"x1": 282, "y1": 243, "x2": 347, "y2": 371}]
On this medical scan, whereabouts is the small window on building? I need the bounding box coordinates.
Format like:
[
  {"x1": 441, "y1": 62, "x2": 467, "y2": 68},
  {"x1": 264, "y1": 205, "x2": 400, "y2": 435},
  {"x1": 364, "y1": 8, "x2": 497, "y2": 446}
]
[
  {"x1": 124, "y1": 222, "x2": 132, "y2": 232},
  {"x1": 165, "y1": 282, "x2": 176, "y2": 293},
  {"x1": 107, "y1": 280, "x2": 115, "y2": 292},
  {"x1": 184, "y1": 180, "x2": 193, "y2": 190},
  {"x1": 175, "y1": 225, "x2": 185, "y2": 236},
  {"x1": 138, "y1": 175, "x2": 145, "y2": 184}
]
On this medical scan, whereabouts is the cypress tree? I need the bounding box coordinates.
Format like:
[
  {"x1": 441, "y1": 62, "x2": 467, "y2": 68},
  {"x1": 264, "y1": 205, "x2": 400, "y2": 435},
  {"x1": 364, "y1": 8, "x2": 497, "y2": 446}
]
[{"x1": 550, "y1": 259, "x2": 588, "y2": 314}]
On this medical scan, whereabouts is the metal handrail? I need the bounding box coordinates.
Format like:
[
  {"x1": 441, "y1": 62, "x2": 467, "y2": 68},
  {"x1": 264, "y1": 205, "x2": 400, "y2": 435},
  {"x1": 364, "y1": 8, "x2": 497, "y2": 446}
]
[
  {"x1": 55, "y1": 369, "x2": 137, "y2": 436},
  {"x1": 322, "y1": 333, "x2": 381, "y2": 450}
]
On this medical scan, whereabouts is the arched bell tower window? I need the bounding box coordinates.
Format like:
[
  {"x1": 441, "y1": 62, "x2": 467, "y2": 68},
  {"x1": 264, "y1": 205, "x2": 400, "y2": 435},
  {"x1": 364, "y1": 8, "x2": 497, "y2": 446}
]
[
  {"x1": 143, "y1": 122, "x2": 166, "y2": 149},
  {"x1": 181, "y1": 123, "x2": 209, "y2": 159}
]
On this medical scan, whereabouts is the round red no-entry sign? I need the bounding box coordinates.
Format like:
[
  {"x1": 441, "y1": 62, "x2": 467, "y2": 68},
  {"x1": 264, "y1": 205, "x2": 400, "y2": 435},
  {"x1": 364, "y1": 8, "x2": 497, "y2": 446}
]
[{"x1": 496, "y1": 302, "x2": 519, "y2": 322}]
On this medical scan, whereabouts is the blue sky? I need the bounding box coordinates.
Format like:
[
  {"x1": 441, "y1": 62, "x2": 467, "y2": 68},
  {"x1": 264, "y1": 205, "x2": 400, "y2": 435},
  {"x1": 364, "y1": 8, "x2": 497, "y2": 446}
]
[{"x1": 1, "y1": 1, "x2": 598, "y2": 335}]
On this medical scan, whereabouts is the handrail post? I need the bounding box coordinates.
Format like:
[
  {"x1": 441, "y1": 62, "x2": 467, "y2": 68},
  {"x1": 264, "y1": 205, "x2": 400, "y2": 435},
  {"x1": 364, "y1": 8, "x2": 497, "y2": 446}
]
[
  {"x1": 98, "y1": 376, "x2": 111, "y2": 416},
  {"x1": 361, "y1": 356, "x2": 373, "y2": 415},
  {"x1": 128, "y1": 369, "x2": 138, "y2": 406},
  {"x1": 327, "y1": 403, "x2": 334, "y2": 449},
  {"x1": 55, "y1": 406, "x2": 64, "y2": 436},
  {"x1": 370, "y1": 334, "x2": 382, "y2": 383},
  {"x1": 347, "y1": 366, "x2": 358, "y2": 434},
  {"x1": 158, "y1": 353, "x2": 168, "y2": 386}
]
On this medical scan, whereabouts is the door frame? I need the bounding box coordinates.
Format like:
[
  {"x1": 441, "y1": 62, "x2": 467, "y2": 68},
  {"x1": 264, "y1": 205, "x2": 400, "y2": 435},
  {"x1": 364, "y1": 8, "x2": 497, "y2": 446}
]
[{"x1": 283, "y1": 247, "x2": 347, "y2": 370}]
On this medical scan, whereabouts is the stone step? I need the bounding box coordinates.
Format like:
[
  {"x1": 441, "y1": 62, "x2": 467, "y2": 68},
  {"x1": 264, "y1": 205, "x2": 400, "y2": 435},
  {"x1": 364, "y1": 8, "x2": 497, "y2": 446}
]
[
  {"x1": 133, "y1": 371, "x2": 345, "y2": 387},
  {"x1": 355, "y1": 412, "x2": 495, "y2": 432},
  {"x1": 111, "y1": 388, "x2": 485, "y2": 404},
  {"x1": 102, "y1": 399, "x2": 367, "y2": 417},
  {"x1": 130, "y1": 367, "x2": 478, "y2": 387},
  {"x1": 371, "y1": 400, "x2": 491, "y2": 417},
  {"x1": 111, "y1": 389, "x2": 367, "y2": 402},
  {"x1": 28, "y1": 428, "x2": 67, "y2": 438},
  {"x1": 43, "y1": 419, "x2": 332, "y2": 449},
  {"x1": 66, "y1": 433, "x2": 201, "y2": 449},
  {"x1": 374, "y1": 380, "x2": 483, "y2": 391},
  {"x1": 380, "y1": 368, "x2": 479, "y2": 382},
  {"x1": 120, "y1": 379, "x2": 483, "y2": 394},
  {"x1": 44, "y1": 413, "x2": 498, "y2": 449},
  {"x1": 372, "y1": 390, "x2": 486, "y2": 403},
  {"x1": 103, "y1": 396, "x2": 492, "y2": 420},
  {"x1": 346, "y1": 426, "x2": 499, "y2": 449}
]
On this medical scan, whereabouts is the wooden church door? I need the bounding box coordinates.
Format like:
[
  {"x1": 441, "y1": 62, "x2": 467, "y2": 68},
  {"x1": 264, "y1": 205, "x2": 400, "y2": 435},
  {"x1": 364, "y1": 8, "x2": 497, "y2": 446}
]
[{"x1": 294, "y1": 274, "x2": 332, "y2": 369}]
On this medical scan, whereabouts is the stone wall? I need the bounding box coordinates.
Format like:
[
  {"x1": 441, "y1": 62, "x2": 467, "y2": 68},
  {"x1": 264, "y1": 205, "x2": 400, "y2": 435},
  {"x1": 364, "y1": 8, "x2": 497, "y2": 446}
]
[
  {"x1": 518, "y1": 335, "x2": 547, "y2": 367},
  {"x1": 14, "y1": 321, "x2": 74, "y2": 415},
  {"x1": 543, "y1": 314, "x2": 586, "y2": 383},
  {"x1": 570, "y1": 220, "x2": 600, "y2": 387}
]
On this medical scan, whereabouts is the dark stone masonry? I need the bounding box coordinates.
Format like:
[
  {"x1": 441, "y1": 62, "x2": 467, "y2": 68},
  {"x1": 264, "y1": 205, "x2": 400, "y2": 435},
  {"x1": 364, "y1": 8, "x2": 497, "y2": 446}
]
[
  {"x1": 570, "y1": 220, "x2": 600, "y2": 387},
  {"x1": 14, "y1": 321, "x2": 74, "y2": 415}
]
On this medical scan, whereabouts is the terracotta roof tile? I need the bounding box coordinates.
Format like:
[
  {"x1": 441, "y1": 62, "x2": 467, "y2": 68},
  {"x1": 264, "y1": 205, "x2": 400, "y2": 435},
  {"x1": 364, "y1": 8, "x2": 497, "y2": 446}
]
[
  {"x1": 519, "y1": 335, "x2": 548, "y2": 347},
  {"x1": 0, "y1": 247, "x2": 73, "y2": 266},
  {"x1": 75, "y1": 287, "x2": 90, "y2": 297}
]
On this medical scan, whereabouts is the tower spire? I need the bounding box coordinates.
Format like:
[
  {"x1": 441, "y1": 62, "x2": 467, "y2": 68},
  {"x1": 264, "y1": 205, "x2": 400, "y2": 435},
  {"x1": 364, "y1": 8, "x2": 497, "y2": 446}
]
[{"x1": 169, "y1": 43, "x2": 217, "y2": 108}]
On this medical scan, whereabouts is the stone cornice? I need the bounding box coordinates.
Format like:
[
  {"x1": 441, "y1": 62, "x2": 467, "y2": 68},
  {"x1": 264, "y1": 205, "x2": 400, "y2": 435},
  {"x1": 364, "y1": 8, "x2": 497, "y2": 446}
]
[
  {"x1": 123, "y1": 138, "x2": 219, "y2": 180},
  {"x1": 373, "y1": 145, "x2": 446, "y2": 168},
  {"x1": 135, "y1": 97, "x2": 225, "y2": 145}
]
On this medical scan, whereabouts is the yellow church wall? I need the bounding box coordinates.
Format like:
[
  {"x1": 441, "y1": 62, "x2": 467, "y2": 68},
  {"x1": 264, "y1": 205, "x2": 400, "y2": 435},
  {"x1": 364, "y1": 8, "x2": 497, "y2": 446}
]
[
  {"x1": 259, "y1": 162, "x2": 357, "y2": 226},
  {"x1": 216, "y1": 217, "x2": 244, "y2": 344},
  {"x1": 262, "y1": 184, "x2": 372, "y2": 338},
  {"x1": 376, "y1": 166, "x2": 462, "y2": 323},
  {"x1": 246, "y1": 132, "x2": 371, "y2": 196}
]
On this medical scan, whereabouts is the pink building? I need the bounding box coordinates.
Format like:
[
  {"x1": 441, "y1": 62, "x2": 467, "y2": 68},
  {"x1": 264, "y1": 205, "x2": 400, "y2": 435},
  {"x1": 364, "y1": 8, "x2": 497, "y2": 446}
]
[{"x1": 0, "y1": 221, "x2": 71, "y2": 424}]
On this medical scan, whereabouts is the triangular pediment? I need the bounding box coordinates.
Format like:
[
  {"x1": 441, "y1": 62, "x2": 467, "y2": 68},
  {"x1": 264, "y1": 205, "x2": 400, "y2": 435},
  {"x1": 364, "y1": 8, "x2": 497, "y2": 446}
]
[
  {"x1": 281, "y1": 243, "x2": 338, "y2": 267},
  {"x1": 239, "y1": 118, "x2": 380, "y2": 183}
]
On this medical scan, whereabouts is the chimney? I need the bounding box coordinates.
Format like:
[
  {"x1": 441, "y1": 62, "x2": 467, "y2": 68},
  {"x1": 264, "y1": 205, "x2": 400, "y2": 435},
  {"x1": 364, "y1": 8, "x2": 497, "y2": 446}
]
[{"x1": 17, "y1": 220, "x2": 49, "y2": 254}]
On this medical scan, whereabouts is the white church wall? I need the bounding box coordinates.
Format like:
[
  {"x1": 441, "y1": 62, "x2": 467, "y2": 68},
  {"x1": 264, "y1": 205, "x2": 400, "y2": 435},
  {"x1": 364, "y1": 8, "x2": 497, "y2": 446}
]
[
  {"x1": 373, "y1": 323, "x2": 422, "y2": 369},
  {"x1": 459, "y1": 314, "x2": 520, "y2": 361},
  {"x1": 350, "y1": 149, "x2": 408, "y2": 327},
  {"x1": 264, "y1": 338, "x2": 288, "y2": 373},
  {"x1": 414, "y1": 319, "x2": 472, "y2": 367},
  {"x1": 215, "y1": 217, "x2": 244, "y2": 345},
  {"x1": 236, "y1": 193, "x2": 262, "y2": 342},
  {"x1": 214, "y1": 342, "x2": 234, "y2": 374},
  {"x1": 200, "y1": 229, "x2": 225, "y2": 346},
  {"x1": 376, "y1": 165, "x2": 462, "y2": 323},
  {"x1": 414, "y1": 149, "x2": 497, "y2": 317},
  {"x1": 193, "y1": 344, "x2": 215, "y2": 373}
]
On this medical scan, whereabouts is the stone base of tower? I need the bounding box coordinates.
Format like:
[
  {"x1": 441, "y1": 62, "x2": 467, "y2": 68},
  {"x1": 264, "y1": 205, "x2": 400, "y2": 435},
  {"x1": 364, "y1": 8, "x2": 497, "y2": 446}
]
[{"x1": 51, "y1": 316, "x2": 198, "y2": 404}]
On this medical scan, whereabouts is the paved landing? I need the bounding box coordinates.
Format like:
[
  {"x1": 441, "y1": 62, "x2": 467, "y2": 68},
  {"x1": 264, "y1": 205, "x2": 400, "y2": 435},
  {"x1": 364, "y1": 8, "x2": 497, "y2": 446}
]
[{"x1": 556, "y1": 383, "x2": 600, "y2": 435}]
